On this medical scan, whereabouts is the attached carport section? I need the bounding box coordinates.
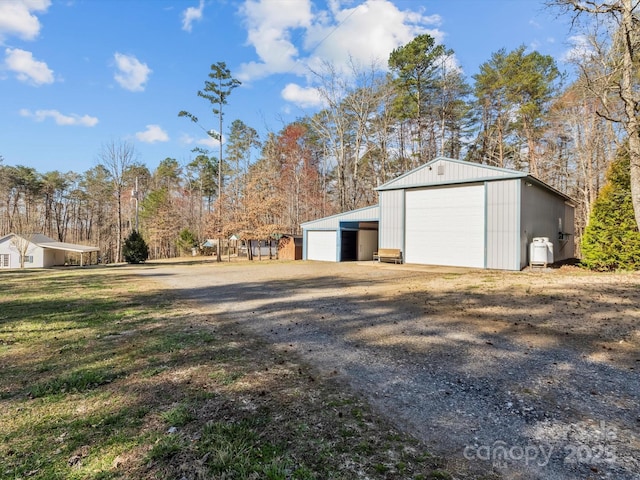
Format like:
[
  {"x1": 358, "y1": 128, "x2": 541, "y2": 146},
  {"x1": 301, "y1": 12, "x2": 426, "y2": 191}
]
[
  {"x1": 41, "y1": 242, "x2": 100, "y2": 267},
  {"x1": 339, "y1": 221, "x2": 379, "y2": 261},
  {"x1": 302, "y1": 205, "x2": 380, "y2": 262}
]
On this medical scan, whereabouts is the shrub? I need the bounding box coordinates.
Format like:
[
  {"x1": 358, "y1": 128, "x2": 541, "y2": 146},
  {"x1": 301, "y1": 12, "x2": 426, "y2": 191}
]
[
  {"x1": 581, "y1": 149, "x2": 640, "y2": 270},
  {"x1": 123, "y1": 230, "x2": 149, "y2": 264}
]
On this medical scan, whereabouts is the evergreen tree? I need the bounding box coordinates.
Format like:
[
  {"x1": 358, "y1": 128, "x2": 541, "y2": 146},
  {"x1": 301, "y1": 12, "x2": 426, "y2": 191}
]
[
  {"x1": 176, "y1": 228, "x2": 198, "y2": 256},
  {"x1": 469, "y1": 46, "x2": 560, "y2": 173},
  {"x1": 179, "y1": 62, "x2": 241, "y2": 262},
  {"x1": 388, "y1": 34, "x2": 450, "y2": 162},
  {"x1": 122, "y1": 230, "x2": 149, "y2": 264},
  {"x1": 581, "y1": 148, "x2": 640, "y2": 270}
]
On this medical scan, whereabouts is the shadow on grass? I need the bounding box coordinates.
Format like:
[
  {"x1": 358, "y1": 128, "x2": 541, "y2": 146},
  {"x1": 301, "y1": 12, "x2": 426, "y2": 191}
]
[
  {"x1": 0, "y1": 268, "x2": 451, "y2": 480},
  {"x1": 131, "y1": 262, "x2": 640, "y2": 480}
]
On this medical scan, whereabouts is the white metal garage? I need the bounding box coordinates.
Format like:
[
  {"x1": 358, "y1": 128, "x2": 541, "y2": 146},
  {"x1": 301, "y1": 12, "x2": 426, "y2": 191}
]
[
  {"x1": 306, "y1": 231, "x2": 337, "y2": 262},
  {"x1": 376, "y1": 157, "x2": 575, "y2": 270},
  {"x1": 404, "y1": 184, "x2": 485, "y2": 268},
  {"x1": 301, "y1": 205, "x2": 380, "y2": 262},
  {"x1": 303, "y1": 158, "x2": 575, "y2": 270}
]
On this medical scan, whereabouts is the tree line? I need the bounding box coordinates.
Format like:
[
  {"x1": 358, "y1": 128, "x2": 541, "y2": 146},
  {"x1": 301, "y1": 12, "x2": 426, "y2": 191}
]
[{"x1": 1, "y1": 1, "x2": 637, "y2": 266}]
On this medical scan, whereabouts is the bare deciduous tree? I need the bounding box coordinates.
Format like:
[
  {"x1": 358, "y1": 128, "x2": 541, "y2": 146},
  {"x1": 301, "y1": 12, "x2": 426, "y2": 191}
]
[
  {"x1": 310, "y1": 59, "x2": 385, "y2": 211},
  {"x1": 551, "y1": 0, "x2": 640, "y2": 229},
  {"x1": 97, "y1": 140, "x2": 137, "y2": 262}
]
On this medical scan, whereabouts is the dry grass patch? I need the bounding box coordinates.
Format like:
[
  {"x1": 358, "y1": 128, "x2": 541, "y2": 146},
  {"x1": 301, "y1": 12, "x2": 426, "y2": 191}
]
[{"x1": 0, "y1": 267, "x2": 462, "y2": 480}]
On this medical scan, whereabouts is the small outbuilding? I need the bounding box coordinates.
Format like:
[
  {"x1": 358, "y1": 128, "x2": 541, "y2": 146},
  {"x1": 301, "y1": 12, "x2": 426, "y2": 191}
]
[
  {"x1": 302, "y1": 157, "x2": 575, "y2": 270},
  {"x1": 278, "y1": 235, "x2": 303, "y2": 260},
  {"x1": 0, "y1": 233, "x2": 100, "y2": 269}
]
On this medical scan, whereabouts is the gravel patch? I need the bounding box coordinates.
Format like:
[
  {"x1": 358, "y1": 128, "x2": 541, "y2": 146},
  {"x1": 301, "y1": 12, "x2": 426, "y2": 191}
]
[{"x1": 136, "y1": 260, "x2": 640, "y2": 479}]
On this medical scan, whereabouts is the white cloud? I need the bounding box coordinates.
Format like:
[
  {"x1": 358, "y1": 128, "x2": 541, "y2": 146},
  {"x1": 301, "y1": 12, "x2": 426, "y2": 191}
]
[
  {"x1": 182, "y1": 0, "x2": 204, "y2": 32},
  {"x1": 562, "y1": 34, "x2": 597, "y2": 63},
  {"x1": 20, "y1": 108, "x2": 98, "y2": 126},
  {"x1": 237, "y1": 0, "x2": 314, "y2": 81},
  {"x1": 179, "y1": 132, "x2": 221, "y2": 149},
  {"x1": 237, "y1": 0, "x2": 444, "y2": 84},
  {"x1": 281, "y1": 83, "x2": 324, "y2": 108},
  {"x1": 113, "y1": 52, "x2": 151, "y2": 92},
  {"x1": 0, "y1": 0, "x2": 50, "y2": 42},
  {"x1": 197, "y1": 132, "x2": 221, "y2": 148},
  {"x1": 305, "y1": 0, "x2": 442, "y2": 76},
  {"x1": 136, "y1": 124, "x2": 169, "y2": 143},
  {"x1": 179, "y1": 133, "x2": 195, "y2": 145},
  {"x1": 4, "y1": 47, "x2": 54, "y2": 85}
]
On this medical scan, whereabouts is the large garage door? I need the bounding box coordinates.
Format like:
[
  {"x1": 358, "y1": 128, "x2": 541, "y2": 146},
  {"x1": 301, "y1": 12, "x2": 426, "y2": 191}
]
[
  {"x1": 306, "y1": 230, "x2": 337, "y2": 262},
  {"x1": 405, "y1": 185, "x2": 485, "y2": 268}
]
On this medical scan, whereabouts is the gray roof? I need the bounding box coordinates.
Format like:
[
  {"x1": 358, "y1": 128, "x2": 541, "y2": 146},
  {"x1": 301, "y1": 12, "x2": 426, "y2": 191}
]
[
  {"x1": 376, "y1": 157, "x2": 574, "y2": 202},
  {"x1": 301, "y1": 204, "x2": 379, "y2": 229}
]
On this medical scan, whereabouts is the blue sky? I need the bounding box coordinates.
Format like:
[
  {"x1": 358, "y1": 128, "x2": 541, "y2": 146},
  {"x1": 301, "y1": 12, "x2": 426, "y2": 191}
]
[{"x1": 0, "y1": 0, "x2": 578, "y2": 175}]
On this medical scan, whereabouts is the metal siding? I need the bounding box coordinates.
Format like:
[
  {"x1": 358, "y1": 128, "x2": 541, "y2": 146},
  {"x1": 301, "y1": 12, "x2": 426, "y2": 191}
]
[
  {"x1": 521, "y1": 180, "x2": 575, "y2": 265},
  {"x1": 300, "y1": 205, "x2": 379, "y2": 230},
  {"x1": 379, "y1": 190, "x2": 404, "y2": 249},
  {"x1": 516, "y1": 180, "x2": 522, "y2": 269},
  {"x1": 302, "y1": 205, "x2": 380, "y2": 263},
  {"x1": 302, "y1": 230, "x2": 307, "y2": 260},
  {"x1": 379, "y1": 158, "x2": 515, "y2": 190},
  {"x1": 486, "y1": 180, "x2": 520, "y2": 270}
]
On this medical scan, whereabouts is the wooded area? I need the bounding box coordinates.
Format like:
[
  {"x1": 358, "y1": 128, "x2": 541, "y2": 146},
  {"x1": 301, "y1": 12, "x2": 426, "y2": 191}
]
[{"x1": 1, "y1": 1, "x2": 637, "y2": 264}]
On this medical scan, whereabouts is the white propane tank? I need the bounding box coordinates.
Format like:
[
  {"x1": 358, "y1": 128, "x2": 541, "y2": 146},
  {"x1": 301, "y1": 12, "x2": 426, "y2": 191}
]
[{"x1": 530, "y1": 237, "x2": 554, "y2": 267}]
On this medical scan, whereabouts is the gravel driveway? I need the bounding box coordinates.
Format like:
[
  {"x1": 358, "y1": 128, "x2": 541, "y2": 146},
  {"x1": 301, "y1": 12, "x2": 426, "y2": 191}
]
[{"x1": 135, "y1": 260, "x2": 640, "y2": 480}]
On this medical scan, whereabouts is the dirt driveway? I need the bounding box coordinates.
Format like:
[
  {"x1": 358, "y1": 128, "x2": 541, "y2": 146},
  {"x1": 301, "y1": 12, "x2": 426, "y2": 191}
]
[{"x1": 135, "y1": 260, "x2": 640, "y2": 479}]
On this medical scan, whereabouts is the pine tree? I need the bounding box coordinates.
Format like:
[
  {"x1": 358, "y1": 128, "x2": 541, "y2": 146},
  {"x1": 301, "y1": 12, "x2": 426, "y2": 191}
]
[
  {"x1": 176, "y1": 228, "x2": 198, "y2": 256},
  {"x1": 581, "y1": 149, "x2": 640, "y2": 270},
  {"x1": 122, "y1": 230, "x2": 149, "y2": 264}
]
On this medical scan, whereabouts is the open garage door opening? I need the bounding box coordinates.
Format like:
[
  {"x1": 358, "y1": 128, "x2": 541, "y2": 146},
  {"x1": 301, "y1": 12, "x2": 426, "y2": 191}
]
[
  {"x1": 340, "y1": 221, "x2": 378, "y2": 262},
  {"x1": 340, "y1": 230, "x2": 357, "y2": 261}
]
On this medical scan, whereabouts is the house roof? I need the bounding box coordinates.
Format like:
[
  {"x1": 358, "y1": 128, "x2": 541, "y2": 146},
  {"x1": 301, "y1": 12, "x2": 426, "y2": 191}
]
[
  {"x1": 1, "y1": 233, "x2": 99, "y2": 253},
  {"x1": 376, "y1": 157, "x2": 574, "y2": 203}
]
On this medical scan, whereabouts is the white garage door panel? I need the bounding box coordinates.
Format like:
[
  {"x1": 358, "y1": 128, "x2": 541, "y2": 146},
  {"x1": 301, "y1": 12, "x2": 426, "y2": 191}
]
[
  {"x1": 405, "y1": 185, "x2": 485, "y2": 268},
  {"x1": 307, "y1": 231, "x2": 337, "y2": 262}
]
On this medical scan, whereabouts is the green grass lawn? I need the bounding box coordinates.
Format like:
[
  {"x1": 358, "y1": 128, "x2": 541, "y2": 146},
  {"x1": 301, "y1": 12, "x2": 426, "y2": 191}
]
[{"x1": 0, "y1": 267, "x2": 460, "y2": 480}]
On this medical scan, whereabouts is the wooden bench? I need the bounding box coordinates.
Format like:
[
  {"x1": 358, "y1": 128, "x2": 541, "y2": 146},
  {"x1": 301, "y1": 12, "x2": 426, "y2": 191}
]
[{"x1": 373, "y1": 248, "x2": 403, "y2": 264}]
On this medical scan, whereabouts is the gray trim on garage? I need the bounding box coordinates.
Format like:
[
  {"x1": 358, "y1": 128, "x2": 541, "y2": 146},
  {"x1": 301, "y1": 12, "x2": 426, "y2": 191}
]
[{"x1": 301, "y1": 205, "x2": 379, "y2": 261}]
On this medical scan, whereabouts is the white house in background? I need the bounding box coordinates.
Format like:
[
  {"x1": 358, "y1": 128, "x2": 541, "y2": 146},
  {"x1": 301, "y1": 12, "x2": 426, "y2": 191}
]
[
  {"x1": 301, "y1": 157, "x2": 576, "y2": 270},
  {"x1": 0, "y1": 233, "x2": 100, "y2": 269}
]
